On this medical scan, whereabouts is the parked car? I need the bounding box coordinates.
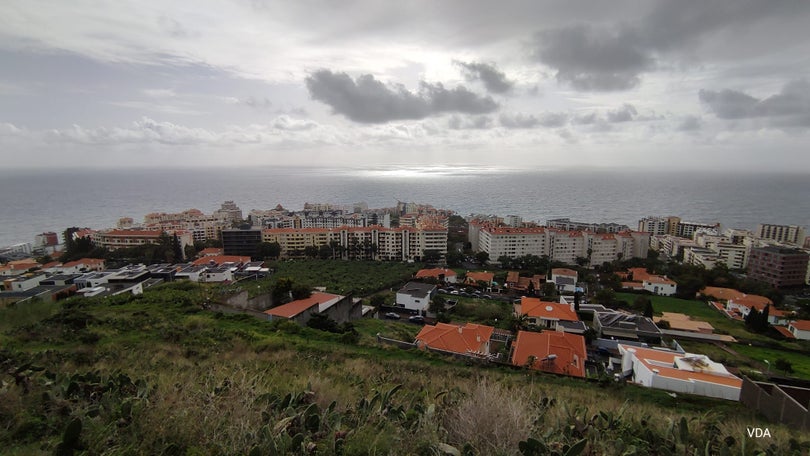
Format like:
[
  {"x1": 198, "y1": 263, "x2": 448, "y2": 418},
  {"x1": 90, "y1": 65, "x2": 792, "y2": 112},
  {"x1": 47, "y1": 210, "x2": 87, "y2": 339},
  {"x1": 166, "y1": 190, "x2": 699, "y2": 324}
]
[
  {"x1": 384, "y1": 312, "x2": 401, "y2": 320},
  {"x1": 408, "y1": 315, "x2": 425, "y2": 324}
]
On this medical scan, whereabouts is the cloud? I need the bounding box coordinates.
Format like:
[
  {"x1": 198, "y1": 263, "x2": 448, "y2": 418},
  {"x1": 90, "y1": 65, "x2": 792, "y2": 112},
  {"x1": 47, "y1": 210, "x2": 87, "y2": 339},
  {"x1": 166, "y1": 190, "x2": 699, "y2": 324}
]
[
  {"x1": 531, "y1": 25, "x2": 653, "y2": 91},
  {"x1": 699, "y1": 80, "x2": 810, "y2": 127},
  {"x1": 606, "y1": 104, "x2": 638, "y2": 122},
  {"x1": 271, "y1": 115, "x2": 317, "y2": 131},
  {"x1": 447, "y1": 115, "x2": 493, "y2": 130},
  {"x1": 455, "y1": 61, "x2": 514, "y2": 94},
  {"x1": 305, "y1": 70, "x2": 498, "y2": 123},
  {"x1": 242, "y1": 96, "x2": 273, "y2": 109},
  {"x1": 499, "y1": 112, "x2": 568, "y2": 129},
  {"x1": 678, "y1": 115, "x2": 702, "y2": 131}
]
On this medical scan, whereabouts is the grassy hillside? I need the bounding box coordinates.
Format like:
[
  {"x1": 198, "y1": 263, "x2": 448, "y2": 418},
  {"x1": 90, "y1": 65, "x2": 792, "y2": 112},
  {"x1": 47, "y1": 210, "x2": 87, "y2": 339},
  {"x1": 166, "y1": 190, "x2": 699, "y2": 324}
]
[{"x1": 1, "y1": 283, "x2": 808, "y2": 455}]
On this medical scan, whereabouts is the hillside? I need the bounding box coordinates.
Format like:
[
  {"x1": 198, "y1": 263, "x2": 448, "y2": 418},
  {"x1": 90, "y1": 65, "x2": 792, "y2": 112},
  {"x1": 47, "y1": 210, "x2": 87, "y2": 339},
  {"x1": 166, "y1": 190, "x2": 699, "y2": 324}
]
[{"x1": 1, "y1": 282, "x2": 808, "y2": 455}]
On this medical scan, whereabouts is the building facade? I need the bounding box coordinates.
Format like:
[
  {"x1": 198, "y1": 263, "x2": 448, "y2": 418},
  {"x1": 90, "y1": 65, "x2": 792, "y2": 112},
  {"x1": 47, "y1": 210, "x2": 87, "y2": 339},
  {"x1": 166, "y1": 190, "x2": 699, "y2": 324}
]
[{"x1": 747, "y1": 246, "x2": 809, "y2": 288}]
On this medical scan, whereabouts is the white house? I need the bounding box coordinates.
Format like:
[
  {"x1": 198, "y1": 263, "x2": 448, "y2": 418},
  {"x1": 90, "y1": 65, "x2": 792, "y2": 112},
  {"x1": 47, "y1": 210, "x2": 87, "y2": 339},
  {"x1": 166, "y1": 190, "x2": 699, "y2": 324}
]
[
  {"x1": 618, "y1": 344, "x2": 742, "y2": 401},
  {"x1": 788, "y1": 320, "x2": 810, "y2": 340},
  {"x1": 642, "y1": 276, "x2": 677, "y2": 296},
  {"x1": 726, "y1": 298, "x2": 790, "y2": 325},
  {"x1": 395, "y1": 282, "x2": 436, "y2": 313},
  {"x1": 550, "y1": 268, "x2": 578, "y2": 294}
]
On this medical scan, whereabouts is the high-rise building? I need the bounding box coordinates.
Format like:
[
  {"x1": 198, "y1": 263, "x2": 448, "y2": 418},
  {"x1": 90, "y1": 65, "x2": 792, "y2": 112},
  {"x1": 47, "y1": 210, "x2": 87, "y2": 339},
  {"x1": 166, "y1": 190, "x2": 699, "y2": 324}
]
[{"x1": 747, "y1": 246, "x2": 809, "y2": 288}]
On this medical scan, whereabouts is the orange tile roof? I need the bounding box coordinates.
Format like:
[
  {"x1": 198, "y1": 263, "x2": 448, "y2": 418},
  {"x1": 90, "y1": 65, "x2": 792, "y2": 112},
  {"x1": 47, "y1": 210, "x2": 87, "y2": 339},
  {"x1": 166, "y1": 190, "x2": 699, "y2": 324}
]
[
  {"x1": 506, "y1": 271, "x2": 520, "y2": 283},
  {"x1": 774, "y1": 326, "x2": 795, "y2": 339},
  {"x1": 198, "y1": 247, "x2": 224, "y2": 255},
  {"x1": 415, "y1": 268, "x2": 457, "y2": 279},
  {"x1": 102, "y1": 229, "x2": 164, "y2": 236},
  {"x1": 700, "y1": 287, "x2": 771, "y2": 306},
  {"x1": 619, "y1": 344, "x2": 742, "y2": 388},
  {"x1": 511, "y1": 330, "x2": 587, "y2": 378},
  {"x1": 465, "y1": 271, "x2": 495, "y2": 283},
  {"x1": 628, "y1": 267, "x2": 652, "y2": 282},
  {"x1": 551, "y1": 268, "x2": 577, "y2": 277},
  {"x1": 191, "y1": 255, "x2": 251, "y2": 266},
  {"x1": 263, "y1": 292, "x2": 340, "y2": 318},
  {"x1": 519, "y1": 297, "x2": 579, "y2": 321},
  {"x1": 789, "y1": 320, "x2": 810, "y2": 331},
  {"x1": 622, "y1": 281, "x2": 644, "y2": 289},
  {"x1": 62, "y1": 258, "x2": 105, "y2": 268},
  {"x1": 484, "y1": 226, "x2": 546, "y2": 235},
  {"x1": 415, "y1": 323, "x2": 494, "y2": 355}
]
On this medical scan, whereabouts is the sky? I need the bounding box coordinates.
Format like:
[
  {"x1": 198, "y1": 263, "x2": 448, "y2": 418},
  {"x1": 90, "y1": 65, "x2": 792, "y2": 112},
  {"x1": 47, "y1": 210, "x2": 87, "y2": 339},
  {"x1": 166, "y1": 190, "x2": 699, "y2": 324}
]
[{"x1": 2, "y1": 0, "x2": 810, "y2": 171}]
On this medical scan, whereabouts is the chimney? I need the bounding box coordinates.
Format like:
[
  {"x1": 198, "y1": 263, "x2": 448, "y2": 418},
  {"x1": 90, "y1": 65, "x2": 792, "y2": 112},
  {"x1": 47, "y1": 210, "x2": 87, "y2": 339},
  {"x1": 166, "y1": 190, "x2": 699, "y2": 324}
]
[{"x1": 458, "y1": 326, "x2": 463, "y2": 334}]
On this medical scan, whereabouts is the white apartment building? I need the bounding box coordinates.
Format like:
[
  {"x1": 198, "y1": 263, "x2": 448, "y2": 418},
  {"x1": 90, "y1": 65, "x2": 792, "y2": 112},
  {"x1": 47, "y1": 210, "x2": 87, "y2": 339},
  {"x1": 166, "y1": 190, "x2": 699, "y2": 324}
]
[{"x1": 471, "y1": 225, "x2": 649, "y2": 265}]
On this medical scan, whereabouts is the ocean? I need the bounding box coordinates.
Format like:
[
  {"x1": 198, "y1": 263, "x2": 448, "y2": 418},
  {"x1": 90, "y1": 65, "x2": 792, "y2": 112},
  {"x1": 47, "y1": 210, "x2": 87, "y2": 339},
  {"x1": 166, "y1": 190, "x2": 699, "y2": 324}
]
[{"x1": 1, "y1": 165, "x2": 809, "y2": 248}]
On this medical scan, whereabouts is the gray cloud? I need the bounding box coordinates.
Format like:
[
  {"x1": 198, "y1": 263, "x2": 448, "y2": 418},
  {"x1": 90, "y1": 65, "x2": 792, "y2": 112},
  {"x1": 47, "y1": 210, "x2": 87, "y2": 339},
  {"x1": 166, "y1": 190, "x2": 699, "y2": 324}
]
[
  {"x1": 678, "y1": 115, "x2": 702, "y2": 131},
  {"x1": 305, "y1": 70, "x2": 498, "y2": 123},
  {"x1": 530, "y1": 1, "x2": 810, "y2": 92},
  {"x1": 499, "y1": 112, "x2": 569, "y2": 129},
  {"x1": 531, "y1": 25, "x2": 653, "y2": 91},
  {"x1": 242, "y1": 96, "x2": 273, "y2": 109},
  {"x1": 699, "y1": 80, "x2": 810, "y2": 127},
  {"x1": 455, "y1": 61, "x2": 514, "y2": 94},
  {"x1": 447, "y1": 115, "x2": 493, "y2": 130},
  {"x1": 606, "y1": 104, "x2": 638, "y2": 122}
]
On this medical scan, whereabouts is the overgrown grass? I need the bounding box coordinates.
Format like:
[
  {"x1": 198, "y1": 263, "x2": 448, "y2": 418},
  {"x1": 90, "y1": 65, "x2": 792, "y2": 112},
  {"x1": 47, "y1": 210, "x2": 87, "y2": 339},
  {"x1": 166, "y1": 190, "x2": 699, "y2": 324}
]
[
  {"x1": 1, "y1": 282, "x2": 808, "y2": 454},
  {"x1": 228, "y1": 259, "x2": 423, "y2": 298}
]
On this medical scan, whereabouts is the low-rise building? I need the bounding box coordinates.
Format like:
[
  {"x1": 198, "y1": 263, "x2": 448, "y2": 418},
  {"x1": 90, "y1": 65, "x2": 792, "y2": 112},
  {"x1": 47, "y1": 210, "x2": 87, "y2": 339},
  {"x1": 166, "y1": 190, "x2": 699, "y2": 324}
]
[
  {"x1": 618, "y1": 344, "x2": 742, "y2": 401},
  {"x1": 515, "y1": 297, "x2": 584, "y2": 333},
  {"x1": 788, "y1": 320, "x2": 810, "y2": 340},
  {"x1": 415, "y1": 268, "x2": 457, "y2": 283},
  {"x1": 510, "y1": 330, "x2": 587, "y2": 378},
  {"x1": 654, "y1": 312, "x2": 714, "y2": 334},
  {"x1": 550, "y1": 268, "x2": 578, "y2": 294},
  {"x1": 464, "y1": 271, "x2": 495, "y2": 287},
  {"x1": 594, "y1": 310, "x2": 662, "y2": 343},
  {"x1": 395, "y1": 282, "x2": 436, "y2": 313},
  {"x1": 415, "y1": 323, "x2": 494, "y2": 357},
  {"x1": 263, "y1": 292, "x2": 359, "y2": 325},
  {"x1": 621, "y1": 268, "x2": 677, "y2": 296}
]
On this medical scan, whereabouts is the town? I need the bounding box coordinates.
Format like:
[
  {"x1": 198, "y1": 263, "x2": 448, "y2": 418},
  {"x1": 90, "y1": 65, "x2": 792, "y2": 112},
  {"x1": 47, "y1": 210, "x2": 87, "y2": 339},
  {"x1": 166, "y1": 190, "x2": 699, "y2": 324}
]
[{"x1": 2, "y1": 200, "x2": 810, "y2": 433}]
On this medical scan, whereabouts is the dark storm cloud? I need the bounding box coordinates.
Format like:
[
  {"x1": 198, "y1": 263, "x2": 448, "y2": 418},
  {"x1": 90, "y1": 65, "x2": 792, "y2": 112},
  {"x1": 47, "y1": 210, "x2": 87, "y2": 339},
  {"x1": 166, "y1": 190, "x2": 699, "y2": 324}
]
[
  {"x1": 455, "y1": 61, "x2": 514, "y2": 94},
  {"x1": 531, "y1": 25, "x2": 652, "y2": 91},
  {"x1": 305, "y1": 70, "x2": 498, "y2": 123},
  {"x1": 699, "y1": 80, "x2": 810, "y2": 126}
]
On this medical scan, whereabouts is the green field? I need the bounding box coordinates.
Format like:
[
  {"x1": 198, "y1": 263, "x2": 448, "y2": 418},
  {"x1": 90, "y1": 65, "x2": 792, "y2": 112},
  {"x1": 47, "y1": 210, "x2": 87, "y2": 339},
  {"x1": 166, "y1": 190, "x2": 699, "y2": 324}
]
[
  {"x1": 1, "y1": 283, "x2": 807, "y2": 454},
  {"x1": 224, "y1": 259, "x2": 423, "y2": 298}
]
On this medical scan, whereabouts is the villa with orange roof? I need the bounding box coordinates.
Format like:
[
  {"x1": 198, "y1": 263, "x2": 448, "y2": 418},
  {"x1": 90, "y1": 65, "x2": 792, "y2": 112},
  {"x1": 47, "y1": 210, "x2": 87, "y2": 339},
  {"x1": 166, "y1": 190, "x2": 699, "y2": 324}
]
[
  {"x1": 726, "y1": 296, "x2": 790, "y2": 325},
  {"x1": 191, "y1": 255, "x2": 252, "y2": 266},
  {"x1": 620, "y1": 268, "x2": 677, "y2": 296},
  {"x1": 510, "y1": 330, "x2": 587, "y2": 378},
  {"x1": 788, "y1": 320, "x2": 810, "y2": 340},
  {"x1": 618, "y1": 344, "x2": 742, "y2": 400},
  {"x1": 464, "y1": 271, "x2": 495, "y2": 286},
  {"x1": 59, "y1": 258, "x2": 106, "y2": 273},
  {"x1": 515, "y1": 297, "x2": 586, "y2": 333},
  {"x1": 415, "y1": 323, "x2": 494, "y2": 357},
  {"x1": 415, "y1": 268, "x2": 457, "y2": 283},
  {"x1": 263, "y1": 292, "x2": 358, "y2": 325}
]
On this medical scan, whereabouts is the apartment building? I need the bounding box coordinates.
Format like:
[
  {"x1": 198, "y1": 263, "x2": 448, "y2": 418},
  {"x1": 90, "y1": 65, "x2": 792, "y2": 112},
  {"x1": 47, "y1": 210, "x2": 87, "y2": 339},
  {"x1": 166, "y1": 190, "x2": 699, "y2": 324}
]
[
  {"x1": 547, "y1": 217, "x2": 630, "y2": 233},
  {"x1": 638, "y1": 216, "x2": 719, "y2": 239},
  {"x1": 91, "y1": 229, "x2": 194, "y2": 256},
  {"x1": 261, "y1": 225, "x2": 448, "y2": 261},
  {"x1": 470, "y1": 223, "x2": 649, "y2": 265},
  {"x1": 756, "y1": 224, "x2": 806, "y2": 246},
  {"x1": 747, "y1": 246, "x2": 809, "y2": 288}
]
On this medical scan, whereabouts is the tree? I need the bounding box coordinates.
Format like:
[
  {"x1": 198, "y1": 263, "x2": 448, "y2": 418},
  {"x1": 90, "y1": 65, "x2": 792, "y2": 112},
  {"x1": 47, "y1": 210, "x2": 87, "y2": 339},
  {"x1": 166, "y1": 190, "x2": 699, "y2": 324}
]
[
  {"x1": 429, "y1": 295, "x2": 446, "y2": 314},
  {"x1": 542, "y1": 282, "x2": 557, "y2": 298},
  {"x1": 172, "y1": 234, "x2": 183, "y2": 261},
  {"x1": 774, "y1": 358, "x2": 794, "y2": 374},
  {"x1": 184, "y1": 245, "x2": 197, "y2": 261},
  {"x1": 643, "y1": 299, "x2": 654, "y2": 319},
  {"x1": 318, "y1": 244, "x2": 332, "y2": 260},
  {"x1": 474, "y1": 251, "x2": 489, "y2": 265},
  {"x1": 291, "y1": 283, "x2": 312, "y2": 300},
  {"x1": 595, "y1": 288, "x2": 615, "y2": 306},
  {"x1": 303, "y1": 245, "x2": 319, "y2": 259},
  {"x1": 573, "y1": 291, "x2": 583, "y2": 312},
  {"x1": 498, "y1": 256, "x2": 513, "y2": 269},
  {"x1": 257, "y1": 242, "x2": 282, "y2": 260},
  {"x1": 369, "y1": 294, "x2": 386, "y2": 308},
  {"x1": 526, "y1": 280, "x2": 536, "y2": 297},
  {"x1": 446, "y1": 251, "x2": 464, "y2": 267},
  {"x1": 423, "y1": 249, "x2": 442, "y2": 264}
]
